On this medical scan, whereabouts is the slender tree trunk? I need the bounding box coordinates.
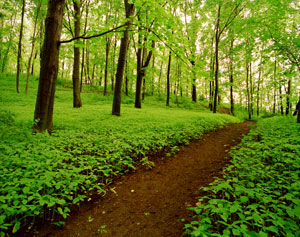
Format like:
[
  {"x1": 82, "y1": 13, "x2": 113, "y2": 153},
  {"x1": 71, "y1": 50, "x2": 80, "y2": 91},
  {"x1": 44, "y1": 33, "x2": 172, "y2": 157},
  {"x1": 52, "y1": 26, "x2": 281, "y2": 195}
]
[
  {"x1": 31, "y1": 50, "x2": 38, "y2": 75},
  {"x1": 286, "y1": 79, "x2": 291, "y2": 115},
  {"x1": 151, "y1": 54, "x2": 155, "y2": 96},
  {"x1": 111, "y1": 35, "x2": 117, "y2": 91},
  {"x1": 16, "y1": 0, "x2": 26, "y2": 93},
  {"x1": 257, "y1": 68, "x2": 261, "y2": 116},
  {"x1": 125, "y1": 55, "x2": 129, "y2": 96},
  {"x1": 72, "y1": 0, "x2": 82, "y2": 108},
  {"x1": 158, "y1": 59, "x2": 163, "y2": 95},
  {"x1": 135, "y1": 40, "x2": 155, "y2": 108},
  {"x1": 112, "y1": 0, "x2": 134, "y2": 116},
  {"x1": 25, "y1": 0, "x2": 42, "y2": 93},
  {"x1": 246, "y1": 62, "x2": 251, "y2": 120},
  {"x1": 80, "y1": 0, "x2": 89, "y2": 92},
  {"x1": 191, "y1": 60, "x2": 197, "y2": 102},
  {"x1": 273, "y1": 59, "x2": 277, "y2": 114},
  {"x1": 213, "y1": 5, "x2": 220, "y2": 113},
  {"x1": 279, "y1": 85, "x2": 283, "y2": 115},
  {"x1": 104, "y1": 36, "x2": 111, "y2": 95},
  {"x1": 229, "y1": 37, "x2": 234, "y2": 115},
  {"x1": 33, "y1": 0, "x2": 65, "y2": 133},
  {"x1": 249, "y1": 62, "x2": 253, "y2": 116},
  {"x1": 166, "y1": 51, "x2": 171, "y2": 106}
]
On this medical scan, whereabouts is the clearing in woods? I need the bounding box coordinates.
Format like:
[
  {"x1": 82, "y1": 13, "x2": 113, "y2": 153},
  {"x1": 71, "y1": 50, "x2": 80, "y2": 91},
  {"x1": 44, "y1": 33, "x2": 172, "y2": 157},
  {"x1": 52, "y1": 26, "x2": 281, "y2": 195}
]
[{"x1": 32, "y1": 121, "x2": 254, "y2": 237}]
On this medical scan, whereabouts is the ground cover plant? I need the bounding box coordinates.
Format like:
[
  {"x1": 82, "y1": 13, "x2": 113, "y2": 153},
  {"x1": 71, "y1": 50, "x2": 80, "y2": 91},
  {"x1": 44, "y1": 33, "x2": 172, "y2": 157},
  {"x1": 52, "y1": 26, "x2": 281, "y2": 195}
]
[
  {"x1": 185, "y1": 116, "x2": 300, "y2": 236},
  {"x1": 0, "y1": 74, "x2": 240, "y2": 235}
]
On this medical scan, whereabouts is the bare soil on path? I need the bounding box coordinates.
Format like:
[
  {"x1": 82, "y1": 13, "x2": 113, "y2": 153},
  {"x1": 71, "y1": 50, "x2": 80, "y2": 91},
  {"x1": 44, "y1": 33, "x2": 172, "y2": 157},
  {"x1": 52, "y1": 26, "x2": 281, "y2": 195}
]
[{"x1": 34, "y1": 121, "x2": 254, "y2": 237}]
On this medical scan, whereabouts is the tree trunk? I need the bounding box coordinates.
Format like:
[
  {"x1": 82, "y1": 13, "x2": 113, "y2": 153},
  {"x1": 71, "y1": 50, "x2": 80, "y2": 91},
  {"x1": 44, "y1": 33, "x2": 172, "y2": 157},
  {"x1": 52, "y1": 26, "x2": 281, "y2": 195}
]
[
  {"x1": 72, "y1": 0, "x2": 82, "y2": 108},
  {"x1": 257, "y1": 68, "x2": 261, "y2": 116},
  {"x1": 25, "y1": 0, "x2": 42, "y2": 93},
  {"x1": 135, "y1": 40, "x2": 155, "y2": 108},
  {"x1": 279, "y1": 85, "x2": 283, "y2": 115},
  {"x1": 33, "y1": 0, "x2": 65, "y2": 133},
  {"x1": 246, "y1": 62, "x2": 251, "y2": 120},
  {"x1": 135, "y1": 32, "x2": 143, "y2": 108},
  {"x1": 213, "y1": 5, "x2": 221, "y2": 113},
  {"x1": 80, "y1": 0, "x2": 89, "y2": 92},
  {"x1": 191, "y1": 60, "x2": 197, "y2": 102},
  {"x1": 286, "y1": 79, "x2": 291, "y2": 115},
  {"x1": 104, "y1": 36, "x2": 111, "y2": 95},
  {"x1": 273, "y1": 59, "x2": 277, "y2": 114},
  {"x1": 249, "y1": 62, "x2": 253, "y2": 116},
  {"x1": 112, "y1": 0, "x2": 134, "y2": 116},
  {"x1": 166, "y1": 51, "x2": 171, "y2": 106},
  {"x1": 229, "y1": 38, "x2": 234, "y2": 115},
  {"x1": 111, "y1": 36, "x2": 117, "y2": 91},
  {"x1": 16, "y1": 0, "x2": 26, "y2": 93}
]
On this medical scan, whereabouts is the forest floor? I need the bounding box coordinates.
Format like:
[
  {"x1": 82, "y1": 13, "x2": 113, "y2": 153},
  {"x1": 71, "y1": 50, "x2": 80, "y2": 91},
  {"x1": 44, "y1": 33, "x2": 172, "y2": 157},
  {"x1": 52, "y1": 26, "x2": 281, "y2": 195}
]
[{"x1": 32, "y1": 121, "x2": 254, "y2": 237}]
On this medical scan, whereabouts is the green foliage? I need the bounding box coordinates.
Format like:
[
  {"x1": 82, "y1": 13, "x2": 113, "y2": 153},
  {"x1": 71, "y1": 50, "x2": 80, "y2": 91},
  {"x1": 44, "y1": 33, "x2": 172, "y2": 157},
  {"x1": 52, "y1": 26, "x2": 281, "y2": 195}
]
[
  {"x1": 0, "y1": 74, "x2": 239, "y2": 234},
  {"x1": 185, "y1": 116, "x2": 300, "y2": 236}
]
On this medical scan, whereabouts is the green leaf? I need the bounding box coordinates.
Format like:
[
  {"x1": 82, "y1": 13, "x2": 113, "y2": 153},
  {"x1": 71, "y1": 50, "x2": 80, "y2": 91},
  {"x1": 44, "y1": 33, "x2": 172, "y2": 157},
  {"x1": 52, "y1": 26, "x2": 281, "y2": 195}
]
[{"x1": 12, "y1": 221, "x2": 20, "y2": 233}]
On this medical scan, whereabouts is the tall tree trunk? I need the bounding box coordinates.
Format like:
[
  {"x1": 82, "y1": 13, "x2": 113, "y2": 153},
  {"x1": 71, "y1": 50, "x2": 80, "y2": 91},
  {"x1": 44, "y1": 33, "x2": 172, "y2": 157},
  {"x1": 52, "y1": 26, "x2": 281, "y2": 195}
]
[
  {"x1": 279, "y1": 85, "x2": 283, "y2": 115},
  {"x1": 191, "y1": 60, "x2": 197, "y2": 102},
  {"x1": 151, "y1": 54, "x2": 155, "y2": 96},
  {"x1": 80, "y1": 0, "x2": 89, "y2": 92},
  {"x1": 33, "y1": 0, "x2": 65, "y2": 133},
  {"x1": 72, "y1": 0, "x2": 82, "y2": 108},
  {"x1": 229, "y1": 37, "x2": 234, "y2": 115},
  {"x1": 104, "y1": 36, "x2": 111, "y2": 95},
  {"x1": 158, "y1": 59, "x2": 163, "y2": 95},
  {"x1": 273, "y1": 59, "x2": 277, "y2": 114},
  {"x1": 135, "y1": 30, "x2": 143, "y2": 108},
  {"x1": 246, "y1": 62, "x2": 251, "y2": 120},
  {"x1": 166, "y1": 51, "x2": 171, "y2": 106},
  {"x1": 135, "y1": 40, "x2": 155, "y2": 108},
  {"x1": 25, "y1": 0, "x2": 42, "y2": 93},
  {"x1": 112, "y1": 0, "x2": 134, "y2": 116},
  {"x1": 257, "y1": 68, "x2": 261, "y2": 116},
  {"x1": 249, "y1": 62, "x2": 253, "y2": 116},
  {"x1": 286, "y1": 79, "x2": 291, "y2": 115},
  {"x1": 213, "y1": 5, "x2": 221, "y2": 113},
  {"x1": 16, "y1": 0, "x2": 26, "y2": 93},
  {"x1": 111, "y1": 36, "x2": 117, "y2": 91}
]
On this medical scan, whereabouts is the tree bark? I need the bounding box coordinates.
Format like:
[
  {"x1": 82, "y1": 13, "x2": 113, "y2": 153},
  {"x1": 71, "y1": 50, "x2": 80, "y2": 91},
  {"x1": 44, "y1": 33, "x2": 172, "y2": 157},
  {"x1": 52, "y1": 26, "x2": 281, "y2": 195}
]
[
  {"x1": 72, "y1": 0, "x2": 82, "y2": 108},
  {"x1": 112, "y1": 0, "x2": 134, "y2": 116},
  {"x1": 286, "y1": 79, "x2": 291, "y2": 115},
  {"x1": 213, "y1": 5, "x2": 221, "y2": 113},
  {"x1": 16, "y1": 0, "x2": 26, "y2": 93},
  {"x1": 135, "y1": 40, "x2": 155, "y2": 108},
  {"x1": 191, "y1": 60, "x2": 197, "y2": 102},
  {"x1": 229, "y1": 37, "x2": 234, "y2": 115},
  {"x1": 246, "y1": 62, "x2": 251, "y2": 120},
  {"x1": 273, "y1": 59, "x2": 277, "y2": 114},
  {"x1": 33, "y1": 0, "x2": 65, "y2": 133},
  {"x1": 257, "y1": 68, "x2": 261, "y2": 116},
  {"x1": 166, "y1": 51, "x2": 172, "y2": 106}
]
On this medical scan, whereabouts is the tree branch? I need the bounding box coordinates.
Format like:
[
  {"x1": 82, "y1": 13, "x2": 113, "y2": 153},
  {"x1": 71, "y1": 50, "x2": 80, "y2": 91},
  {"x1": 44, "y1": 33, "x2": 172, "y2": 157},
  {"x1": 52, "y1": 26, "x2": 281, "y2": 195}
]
[{"x1": 59, "y1": 24, "x2": 127, "y2": 44}]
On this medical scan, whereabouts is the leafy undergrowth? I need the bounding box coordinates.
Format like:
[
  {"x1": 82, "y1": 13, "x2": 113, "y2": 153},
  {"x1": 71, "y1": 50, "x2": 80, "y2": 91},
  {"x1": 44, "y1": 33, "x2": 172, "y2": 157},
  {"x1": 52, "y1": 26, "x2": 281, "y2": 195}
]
[
  {"x1": 185, "y1": 117, "x2": 300, "y2": 237},
  {"x1": 0, "y1": 74, "x2": 240, "y2": 235}
]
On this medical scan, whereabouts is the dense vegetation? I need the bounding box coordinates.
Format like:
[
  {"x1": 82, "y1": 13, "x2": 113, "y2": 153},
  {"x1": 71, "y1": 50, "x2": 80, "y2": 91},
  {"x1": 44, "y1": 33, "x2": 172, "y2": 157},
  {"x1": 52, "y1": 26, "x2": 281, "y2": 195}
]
[
  {"x1": 0, "y1": 0, "x2": 300, "y2": 235},
  {"x1": 185, "y1": 117, "x2": 300, "y2": 236},
  {"x1": 0, "y1": 74, "x2": 239, "y2": 235}
]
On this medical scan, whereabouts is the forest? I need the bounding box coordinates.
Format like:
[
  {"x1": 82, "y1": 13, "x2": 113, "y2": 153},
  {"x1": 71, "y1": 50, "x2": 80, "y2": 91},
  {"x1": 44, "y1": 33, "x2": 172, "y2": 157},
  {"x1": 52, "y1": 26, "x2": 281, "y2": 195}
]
[{"x1": 0, "y1": 0, "x2": 300, "y2": 236}]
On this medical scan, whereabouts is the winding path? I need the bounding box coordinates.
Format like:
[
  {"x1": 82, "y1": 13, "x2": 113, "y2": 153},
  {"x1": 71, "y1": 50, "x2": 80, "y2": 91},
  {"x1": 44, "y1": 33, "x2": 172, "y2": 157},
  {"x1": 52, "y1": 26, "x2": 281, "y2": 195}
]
[{"x1": 35, "y1": 121, "x2": 254, "y2": 237}]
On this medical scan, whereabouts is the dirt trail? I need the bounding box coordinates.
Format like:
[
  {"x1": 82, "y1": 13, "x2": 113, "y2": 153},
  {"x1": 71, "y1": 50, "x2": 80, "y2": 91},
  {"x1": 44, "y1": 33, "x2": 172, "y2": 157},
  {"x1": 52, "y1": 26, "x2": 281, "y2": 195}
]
[{"x1": 35, "y1": 121, "x2": 254, "y2": 237}]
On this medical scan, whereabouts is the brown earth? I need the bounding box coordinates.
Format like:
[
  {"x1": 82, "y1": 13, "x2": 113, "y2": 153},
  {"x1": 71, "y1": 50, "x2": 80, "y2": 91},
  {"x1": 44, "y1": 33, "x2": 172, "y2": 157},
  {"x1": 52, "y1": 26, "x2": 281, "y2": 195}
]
[{"x1": 32, "y1": 121, "x2": 254, "y2": 237}]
